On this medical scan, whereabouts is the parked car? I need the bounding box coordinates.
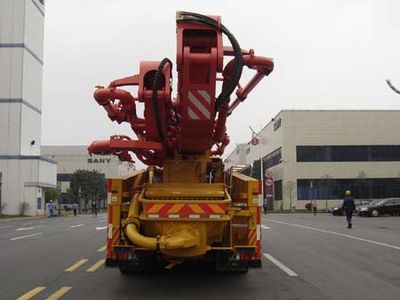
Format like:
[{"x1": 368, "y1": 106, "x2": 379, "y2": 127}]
[
  {"x1": 358, "y1": 198, "x2": 400, "y2": 217},
  {"x1": 330, "y1": 199, "x2": 374, "y2": 216}
]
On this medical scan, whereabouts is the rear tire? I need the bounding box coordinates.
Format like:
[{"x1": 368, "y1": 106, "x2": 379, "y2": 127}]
[
  {"x1": 371, "y1": 209, "x2": 379, "y2": 217},
  {"x1": 213, "y1": 251, "x2": 248, "y2": 273}
]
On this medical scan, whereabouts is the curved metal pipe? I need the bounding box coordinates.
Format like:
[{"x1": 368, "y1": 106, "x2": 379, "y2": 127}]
[
  {"x1": 125, "y1": 224, "x2": 200, "y2": 251},
  {"x1": 124, "y1": 194, "x2": 199, "y2": 251},
  {"x1": 126, "y1": 223, "x2": 158, "y2": 250}
]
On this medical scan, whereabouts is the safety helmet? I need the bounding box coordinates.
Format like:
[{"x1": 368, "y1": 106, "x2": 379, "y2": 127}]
[{"x1": 345, "y1": 190, "x2": 351, "y2": 196}]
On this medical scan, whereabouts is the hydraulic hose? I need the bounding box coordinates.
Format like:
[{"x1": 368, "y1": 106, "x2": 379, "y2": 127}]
[
  {"x1": 177, "y1": 11, "x2": 243, "y2": 111},
  {"x1": 152, "y1": 58, "x2": 172, "y2": 142}
]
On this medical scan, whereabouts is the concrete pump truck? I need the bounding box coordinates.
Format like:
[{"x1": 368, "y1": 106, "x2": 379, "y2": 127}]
[{"x1": 88, "y1": 11, "x2": 274, "y2": 273}]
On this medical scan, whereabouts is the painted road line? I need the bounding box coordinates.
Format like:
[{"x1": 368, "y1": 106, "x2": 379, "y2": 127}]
[
  {"x1": 267, "y1": 219, "x2": 400, "y2": 251},
  {"x1": 69, "y1": 224, "x2": 84, "y2": 228},
  {"x1": 96, "y1": 226, "x2": 107, "y2": 230},
  {"x1": 261, "y1": 225, "x2": 270, "y2": 229},
  {"x1": 45, "y1": 287, "x2": 72, "y2": 300},
  {"x1": 11, "y1": 232, "x2": 42, "y2": 241},
  {"x1": 87, "y1": 259, "x2": 105, "y2": 272},
  {"x1": 65, "y1": 259, "x2": 88, "y2": 272},
  {"x1": 17, "y1": 225, "x2": 44, "y2": 231},
  {"x1": 16, "y1": 286, "x2": 46, "y2": 300},
  {"x1": 97, "y1": 245, "x2": 106, "y2": 252},
  {"x1": 263, "y1": 253, "x2": 298, "y2": 277}
]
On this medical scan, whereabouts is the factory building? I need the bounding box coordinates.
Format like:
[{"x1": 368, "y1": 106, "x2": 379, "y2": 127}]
[
  {"x1": 224, "y1": 110, "x2": 400, "y2": 211},
  {"x1": 0, "y1": 0, "x2": 56, "y2": 216},
  {"x1": 41, "y1": 145, "x2": 136, "y2": 201}
]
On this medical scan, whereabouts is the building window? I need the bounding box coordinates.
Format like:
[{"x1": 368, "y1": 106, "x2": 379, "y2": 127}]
[
  {"x1": 297, "y1": 145, "x2": 400, "y2": 162},
  {"x1": 274, "y1": 180, "x2": 282, "y2": 200},
  {"x1": 297, "y1": 178, "x2": 400, "y2": 200},
  {"x1": 263, "y1": 147, "x2": 282, "y2": 169},
  {"x1": 273, "y1": 118, "x2": 281, "y2": 131}
]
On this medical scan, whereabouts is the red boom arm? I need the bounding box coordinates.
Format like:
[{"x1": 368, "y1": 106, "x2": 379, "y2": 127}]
[{"x1": 88, "y1": 12, "x2": 273, "y2": 165}]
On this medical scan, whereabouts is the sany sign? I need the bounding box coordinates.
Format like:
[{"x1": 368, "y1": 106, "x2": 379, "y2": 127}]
[{"x1": 87, "y1": 158, "x2": 112, "y2": 164}]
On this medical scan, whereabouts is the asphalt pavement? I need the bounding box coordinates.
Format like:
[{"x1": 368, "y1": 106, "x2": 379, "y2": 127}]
[{"x1": 0, "y1": 212, "x2": 399, "y2": 299}]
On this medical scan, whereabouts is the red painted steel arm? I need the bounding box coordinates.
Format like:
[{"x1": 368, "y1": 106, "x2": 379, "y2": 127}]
[
  {"x1": 88, "y1": 135, "x2": 164, "y2": 166},
  {"x1": 224, "y1": 52, "x2": 274, "y2": 115},
  {"x1": 89, "y1": 13, "x2": 273, "y2": 165}
]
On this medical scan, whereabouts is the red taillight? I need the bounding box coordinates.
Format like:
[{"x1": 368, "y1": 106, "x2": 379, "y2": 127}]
[
  {"x1": 116, "y1": 252, "x2": 128, "y2": 261},
  {"x1": 239, "y1": 252, "x2": 251, "y2": 261}
]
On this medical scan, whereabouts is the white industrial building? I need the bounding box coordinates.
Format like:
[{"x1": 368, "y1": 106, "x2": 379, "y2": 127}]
[
  {"x1": 0, "y1": 0, "x2": 56, "y2": 216},
  {"x1": 41, "y1": 145, "x2": 136, "y2": 195},
  {"x1": 225, "y1": 110, "x2": 400, "y2": 211}
]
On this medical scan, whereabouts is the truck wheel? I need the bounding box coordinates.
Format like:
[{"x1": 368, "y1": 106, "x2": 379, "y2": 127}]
[
  {"x1": 371, "y1": 210, "x2": 379, "y2": 217},
  {"x1": 214, "y1": 251, "x2": 248, "y2": 273}
]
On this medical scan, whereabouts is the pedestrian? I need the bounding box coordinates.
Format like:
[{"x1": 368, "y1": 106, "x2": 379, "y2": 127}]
[
  {"x1": 48, "y1": 200, "x2": 54, "y2": 217},
  {"x1": 342, "y1": 190, "x2": 356, "y2": 229},
  {"x1": 72, "y1": 203, "x2": 78, "y2": 216},
  {"x1": 311, "y1": 199, "x2": 317, "y2": 216},
  {"x1": 92, "y1": 200, "x2": 97, "y2": 217},
  {"x1": 263, "y1": 198, "x2": 268, "y2": 214}
]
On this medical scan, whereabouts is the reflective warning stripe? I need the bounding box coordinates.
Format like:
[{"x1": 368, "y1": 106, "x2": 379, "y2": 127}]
[
  {"x1": 188, "y1": 107, "x2": 200, "y2": 120},
  {"x1": 145, "y1": 213, "x2": 223, "y2": 219},
  {"x1": 256, "y1": 207, "x2": 262, "y2": 259},
  {"x1": 248, "y1": 228, "x2": 257, "y2": 246},
  {"x1": 256, "y1": 239, "x2": 262, "y2": 259},
  {"x1": 187, "y1": 90, "x2": 211, "y2": 120},
  {"x1": 106, "y1": 206, "x2": 113, "y2": 258},
  {"x1": 111, "y1": 227, "x2": 120, "y2": 246},
  {"x1": 145, "y1": 203, "x2": 226, "y2": 216},
  {"x1": 198, "y1": 90, "x2": 211, "y2": 104}
]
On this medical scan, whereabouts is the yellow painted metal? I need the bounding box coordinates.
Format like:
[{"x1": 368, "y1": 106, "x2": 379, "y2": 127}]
[
  {"x1": 124, "y1": 194, "x2": 202, "y2": 254},
  {"x1": 125, "y1": 223, "x2": 203, "y2": 255},
  {"x1": 162, "y1": 153, "x2": 209, "y2": 183},
  {"x1": 107, "y1": 161, "x2": 261, "y2": 264},
  {"x1": 144, "y1": 183, "x2": 225, "y2": 199},
  {"x1": 228, "y1": 172, "x2": 260, "y2": 251}
]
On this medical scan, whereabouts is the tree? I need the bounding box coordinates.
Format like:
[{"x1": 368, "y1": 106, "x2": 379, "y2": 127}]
[
  {"x1": 283, "y1": 180, "x2": 296, "y2": 211},
  {"x1": 44, "y1": 188, "x2": 60, "y2": 203},
  {"x1": 69, "y1": 170, "x2": 107, "y2": 212},
  {"x1": 65, "y1": 187, "x2": 75, "y2": 203}
]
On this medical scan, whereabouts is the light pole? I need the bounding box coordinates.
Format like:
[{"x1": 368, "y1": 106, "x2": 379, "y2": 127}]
[
  {"x1": 78, "y1": 186, "x2": 82, "y2": 213},
  {"x1": 260, "y1": 156, "x2": 264, "y2": 210}
]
